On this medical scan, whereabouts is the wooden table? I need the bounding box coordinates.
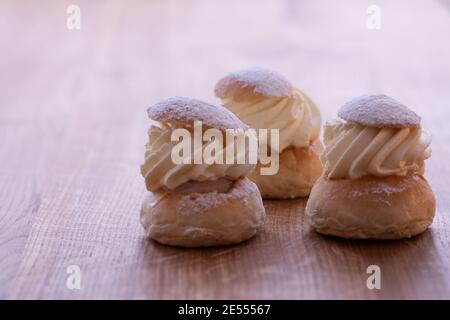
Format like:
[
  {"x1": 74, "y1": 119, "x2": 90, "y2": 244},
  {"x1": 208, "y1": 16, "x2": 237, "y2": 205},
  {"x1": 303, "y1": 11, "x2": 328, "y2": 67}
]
[{"x1": 1, "y1": 0, "x2": 450, "y2": 299}]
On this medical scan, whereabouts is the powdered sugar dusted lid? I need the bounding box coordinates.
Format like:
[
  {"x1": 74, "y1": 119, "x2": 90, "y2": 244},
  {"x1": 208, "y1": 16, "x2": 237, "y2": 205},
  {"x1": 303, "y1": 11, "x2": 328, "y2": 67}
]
[
  {"x1": 147, "y1": 96, "x2": 247, "y2": 130},
  {"x1": 338, "y1": 94, "x2": 421, "y2": 128},
  {"x1": 214, "y1": 67, "x2": 293, "y2": 101}
]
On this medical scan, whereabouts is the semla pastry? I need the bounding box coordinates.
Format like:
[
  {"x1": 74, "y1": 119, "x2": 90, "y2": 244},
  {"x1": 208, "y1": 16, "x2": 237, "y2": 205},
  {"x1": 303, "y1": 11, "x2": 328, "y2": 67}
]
[
  {"x1": 215, "y1": 68, "x2": 323, "y2": 199},
  {"x1": 140, "y1": 97, "x2": 265, "y2": 247},
  {"x1": 306, "y1": 94, "x2": 436, "y2": 239}
]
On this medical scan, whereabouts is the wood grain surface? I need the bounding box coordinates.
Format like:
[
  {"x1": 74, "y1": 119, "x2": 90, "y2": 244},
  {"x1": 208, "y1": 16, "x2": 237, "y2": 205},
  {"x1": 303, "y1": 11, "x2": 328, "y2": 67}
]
[{"x1": 1, "y1": 0, "x2": 450, "y2": 299}]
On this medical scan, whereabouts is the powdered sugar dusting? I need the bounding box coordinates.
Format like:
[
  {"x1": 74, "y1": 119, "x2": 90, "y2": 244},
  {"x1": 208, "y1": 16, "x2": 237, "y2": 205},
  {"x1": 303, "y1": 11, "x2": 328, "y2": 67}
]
[
  {"x1": 215, "y1": 67, "x2": 292, "y2": 98},
  {"x1": 350, "y1": 180, "x2": 410, "y2": 197},
  {"x1": 179, "y1": 178, "x2": 256, "y2": 215},
  {"x1": 338, "y1": 94, "x2": 421, "y2": 128},
  {"x1": 148, "y1": 97, "x2": 246, "y2": 130}
]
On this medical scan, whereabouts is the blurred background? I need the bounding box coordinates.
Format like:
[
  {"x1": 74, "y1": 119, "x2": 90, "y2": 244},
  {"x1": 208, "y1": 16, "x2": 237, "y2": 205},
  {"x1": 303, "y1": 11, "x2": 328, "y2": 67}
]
[
  {"x1": 1, "y1": 0, "x2": 450, "y2": 299},
  {"x1": 2, "y1": 0, "x2": 450, "y2": 166}
]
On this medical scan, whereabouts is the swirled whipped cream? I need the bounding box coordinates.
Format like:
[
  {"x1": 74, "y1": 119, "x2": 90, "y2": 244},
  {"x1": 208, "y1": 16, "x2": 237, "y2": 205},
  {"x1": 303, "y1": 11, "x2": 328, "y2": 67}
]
[
  {"x1": 221, "y1": 89, "x2": 321, "y2": 152},
  {"x1": 141, "y1": 123, "x2": 255, "y2": 192},
  {"x1": 321, "y1": 119, "x2": 432, "y2": 179}
]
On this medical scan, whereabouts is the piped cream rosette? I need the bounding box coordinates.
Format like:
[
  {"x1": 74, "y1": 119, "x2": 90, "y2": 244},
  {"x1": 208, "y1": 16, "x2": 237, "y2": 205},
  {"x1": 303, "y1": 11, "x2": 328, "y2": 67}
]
[
  {"x1": 141, "y1": 121, "x2": 256, "y2": 193},
  {"x1": 322, "y1": 119, "x2": 431, "y2": 179},
  {"x1": 221, "y1": 88, "x2": 321, "y2": 152}
]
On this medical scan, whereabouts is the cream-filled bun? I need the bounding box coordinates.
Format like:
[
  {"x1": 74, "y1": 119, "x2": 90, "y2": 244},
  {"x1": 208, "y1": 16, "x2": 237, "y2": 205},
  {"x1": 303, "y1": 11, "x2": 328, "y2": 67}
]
[
  {"x1": 140, "y1": 97, "x2": 265, "y2": 247},
  {"x1": 215, "y1": 68, "x2": 323, "y2": 198},
  {"x1": 306, "y1": 94, "x2": 436, "y2": 239}
]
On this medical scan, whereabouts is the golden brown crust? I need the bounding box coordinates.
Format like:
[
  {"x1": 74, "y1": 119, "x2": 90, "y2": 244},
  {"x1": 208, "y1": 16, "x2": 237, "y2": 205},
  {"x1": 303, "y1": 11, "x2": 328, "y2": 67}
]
[
  {"x1": 248, "y1": 140, "x2": 323, "y2": 199},
  {"x1": 140, "y1": 178, "x2": 265, "y2": 247},
  {"x1": 214, "y1": 68, "x2": 293, "y2": 102},
  {"x1": 338, "y1": 94, "x2": 421, "y2": 128},
  {"x1": 147, "y1": 96, "x2": 247, "y2": 130},
  {"x1": 305, "y1": 174, "x2": 436, "y2": 239}
]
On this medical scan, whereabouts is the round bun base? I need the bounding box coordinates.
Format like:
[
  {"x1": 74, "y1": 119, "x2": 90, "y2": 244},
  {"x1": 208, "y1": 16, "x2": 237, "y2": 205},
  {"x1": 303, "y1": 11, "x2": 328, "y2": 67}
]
[
  {"x1": 141, "y1": 177, "x2": 265, "y2": 247},
  {"x1": 248, "y1": 140, "x2": 323, "y2": 199},
  {"x1": 305, "y1": 174, "x2": 436, "y2": 239}
]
